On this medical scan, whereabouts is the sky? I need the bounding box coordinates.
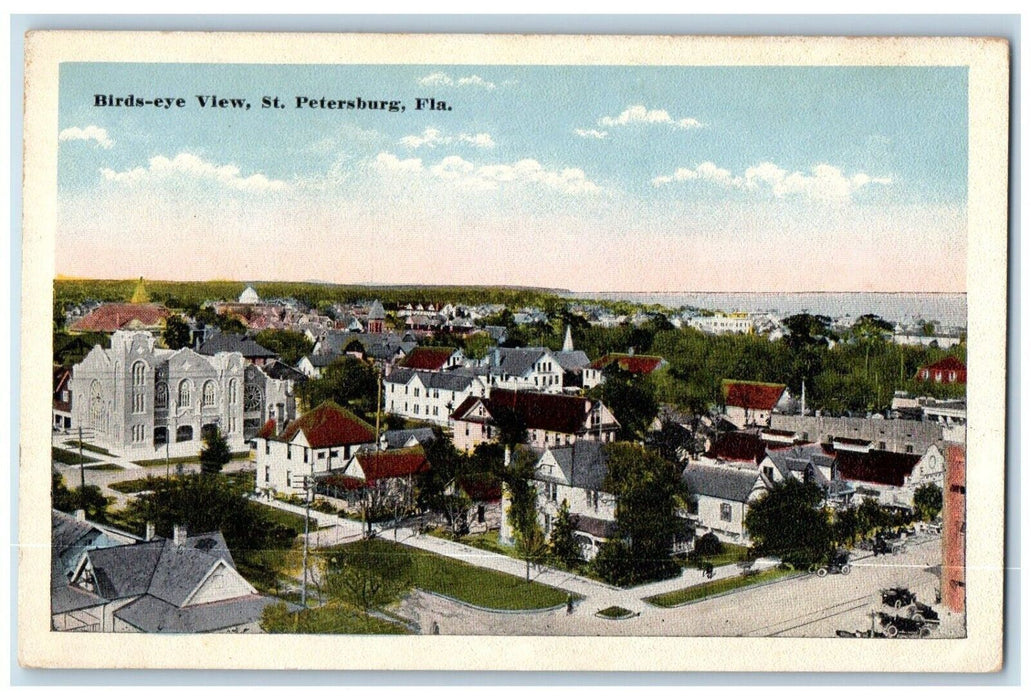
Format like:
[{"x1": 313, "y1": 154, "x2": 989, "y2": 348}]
[{"x1": 56, "y1": 63, "x2": 968, "y2": 293}]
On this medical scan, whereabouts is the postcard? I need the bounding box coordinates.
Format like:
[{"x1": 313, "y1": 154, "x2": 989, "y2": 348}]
[{"x1": 19, "y1": 31, "x2": 1008, "y2": 672}]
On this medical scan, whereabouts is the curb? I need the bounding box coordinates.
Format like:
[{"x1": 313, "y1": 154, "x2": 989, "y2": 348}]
[{"x1": 415, "y1": 588, "x2": 571, "y2": 615}]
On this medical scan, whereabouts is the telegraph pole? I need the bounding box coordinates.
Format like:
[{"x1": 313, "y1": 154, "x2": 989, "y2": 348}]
[
  {"x1": 301, "y1": 475, "x2": 311, "y2": 608},
  {"x1": 78, "y1": 426, "x2": 85, "y2": 489}
]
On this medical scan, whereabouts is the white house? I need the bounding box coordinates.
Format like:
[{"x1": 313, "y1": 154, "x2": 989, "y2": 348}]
[
  {"x1": 482, "y1": 346, "x2": 566, "y2": 393},
  {"x1": 383, "y1": 367, "x2": 489, "y2": 427},
  {"x1": 680, "y1": 461, "x2": 769, "y2": 545},
  {"x1": 253, "y1": 401, "x2": 377, "y2": 496},
  {"x1": 688, "y1": 313, "x2": 755, "y2": 335}
]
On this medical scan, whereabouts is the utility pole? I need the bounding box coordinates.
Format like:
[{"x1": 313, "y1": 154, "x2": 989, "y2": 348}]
[
  {"x1": 301, "y1": 475, "x2": 311, "y2": 608},
  {"x1": 78, "y1": 426, "x2": 85, "y2": 490}
]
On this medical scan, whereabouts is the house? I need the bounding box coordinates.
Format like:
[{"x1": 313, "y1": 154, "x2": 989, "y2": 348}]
[
  {"x1": 833, "y1": 443, "x2": 945, "y2": 509},
  {"x1": 53, "y1": 367, "x2": 73, "y2": 431},
  {"x1": 915, "y1": 356, "x2": 966, "y2": 384},
  {"x1": 383, "y1": 367, "x2": 489, "y2": 427},
  {"x1": 399, "y1": 346, "x2": 464, "y2": 372},
  {"x1": 450, "y1": 388, "x2": 619, "y2": 453},
  {"x1": 687, "y1": 313, "x2": 755, "y2": 335},
  {"x1": 253, "y1": 401, "x2": 377, "y2": 495},
  {"x1": 587, "y1": 352, "x2": 667, "y2": 383},
  {"x1": 68, "y1": 302, "x2": 170, "y2": 334},
  {"x1": 366, "y1": 300, "x2": 386, "y2": 334},
  {"x1": 379, "y1": 427, "x2": 437, "y2": 451},
  {"x1": 69, "y1": 330, "x2": 298, "y2": 457},
  {"x1": 56, "y1": 527, "x2": 281, "y2": 633},
  {"x1": 296, "y1": 353, "x2": 337, "y2": 379},
  {"x1": 512, "y1": 441, "x2": 618, "y2": 559},
  {"x1": 721, "y1": 380, "x2": 790, "y2": 427},
  {"x1": 318, "y1": 447, "x2": 431, "y2": 516},
  {"x1": 455, "y1": 472, "x2": 503, "y2": 534},
  {"x1": 483, "y1": 346, "x2": 566, "y2": 393},
  {"x1": 51, "y1": 509, "x2": 139, "y2": 582},
  {"x1": 197, "y1": 332, "x2": 278, "y2": 366},
  {"x1": 680, "y1": 461, "x2": 769, "y2": 545}
]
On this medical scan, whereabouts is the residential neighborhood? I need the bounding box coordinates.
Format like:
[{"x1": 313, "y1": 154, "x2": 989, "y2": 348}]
[{"x1": 50, "y1": 279, "x2": 967, "y2": 638}]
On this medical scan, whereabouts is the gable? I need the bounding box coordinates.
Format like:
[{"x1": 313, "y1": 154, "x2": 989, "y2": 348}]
[{"x1": 182, "y1": 560, "x2": 256, "y2": 607}]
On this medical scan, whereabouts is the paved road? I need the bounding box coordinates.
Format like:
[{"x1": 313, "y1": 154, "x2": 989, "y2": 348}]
[{"x1": 394, "y1": 536, "x2": 960, "y2": 637}]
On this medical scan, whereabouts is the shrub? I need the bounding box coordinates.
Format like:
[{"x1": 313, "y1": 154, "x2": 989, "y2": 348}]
[{"x1": 694, "y1": 532, "x2": 724, "y2": 557}]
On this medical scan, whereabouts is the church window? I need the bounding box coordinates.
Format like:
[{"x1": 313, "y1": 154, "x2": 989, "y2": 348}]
[
  {"x1": 228, "y1": 379, "x2": 238, "y2": 405},
  {"x1": 132, "y1": 361, "x2": 147, "y2": 387},
  {"x1": 155, "y1": 382, "x2": 168, "y2": 409},
  {"x1": 202, "y1": 381, "x2": 217, "y2": 407},
  {"x1": 178, "y1": 380, "x2": 192, "y2": 408}
]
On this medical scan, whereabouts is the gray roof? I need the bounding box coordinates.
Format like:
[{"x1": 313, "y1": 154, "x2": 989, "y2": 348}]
[
  {"x1": 318, "y1": 331, "x2": 415, "y2": 357},
  {"x1": 489, "y1": 347, "x2": 546, "y2": 377},
  {"x1": 81, "y1": 531, "x2": 236, "y2": 605},
  {"x1": 573, "y1": 514, "x2": 617, "y2": 539},
  {"x1": 304, "y1": 353, "x2": 338, "y2": 368},
  {"x1": 381, "y1": 427, "x2": 437, "y2": 450},
  {"x1": 540, "y1": 441, "x2": 609, "y2": 491},
  {"x1": 197, "y1": 333, "x2": 277, "y2": 358},
  {"x1": 765, "y1": 444, "x2": 835, "y2": 481},
  {"x1": 368, "y1": 300, "x2": 386, "y2": 319},
  {"x1": 682, "y1": 463, "x2": 763, "y2": 503},
  {"x1": 384, "y1": 367, "x2": 477, "y2": 392},
  {"x1": 52, "y1": 510, "x2": 99, "y2": 558},
  {"x1": 262, "y1": 360, "x2": 309, "y2": 383},
  {"x1": 553, "y1": 350, "x2": 591, "y2": 372},
  {"x1": 113, "y1": 593, "x2": 281, "y2": 633}
]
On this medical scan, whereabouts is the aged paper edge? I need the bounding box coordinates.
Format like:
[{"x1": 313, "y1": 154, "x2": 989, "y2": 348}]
[{"x1": 18, "y1": 31, "x2": 1009, "y2": 672}]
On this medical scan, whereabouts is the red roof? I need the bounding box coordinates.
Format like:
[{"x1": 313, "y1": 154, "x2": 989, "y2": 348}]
[
  {"x1": 69, "y1": 303, "x2": 170, "y2": 332},
  {"x1": 458, "y1": 473, "x2": 503, "y2": 501},
  {"x1": 589, "y1": 353, "x2": 664, "y2": 374},
  {"x1": 483, "y1": 388, "x2": 594, "y2": 434},
  {"x1": 722, "y1": 380, "x2": 787, "y2": 411},
  {"x1": 400, "y1": 346, "x2": 457, "y2": 371},
  {"x1": 834, "y1": 448, "x2": 921, "y2": 488},
  {"x1": 276, "y1": 401, "x2": 376, "y2": 448},
  {"x1": 707, "y1": 430, "x2": 765, "y2": 463},
  {"x1": 354, "y1": 448, "x2": 430, "y2": 484},
  {"x1": 257, "y1": 419, "x2": 277, "y2": 440},
  {"x1": 53, "y1": 367, "x2": 72, "y2": 411},
  {"x1": 322, "y1": 474, "x2": 366, "y2": 492}
]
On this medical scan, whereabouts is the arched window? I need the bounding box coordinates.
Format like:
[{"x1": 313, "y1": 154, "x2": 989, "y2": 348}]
[
  {"x1": 176, "y1": 425, "x2": 194, "y2": 442},
  {"x1": 131, "y1": 361, "x2": 147, "y2": 387},
  {"x1": 202, "y1": 381, "x2": 217, "y2": 407},
  {"x1": 178, "y1": 380, "x2": 192, "y2": 408},
  {"x1": 227, "y1": 379, "x2": 238, "y2": 405},
  {"x1": 155, "y1": 382, "x2": 168, "y2": 409}
]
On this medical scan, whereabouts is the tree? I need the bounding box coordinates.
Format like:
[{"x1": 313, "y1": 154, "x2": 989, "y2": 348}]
[
  {"x1": 594, "y1": 443, "x2": 685, "y2": 585},
  {"x1": 254, "y1": 329, "x2": 315, "y2": 365},
  {"x1": 744, "y1": 478, "x2": 833, "y2": 568},
  {"x1": 913, "y1": 483, "x2": 943, "y2": 522},
  {"x1": 297, "y1": 356, "x2": 379, "y2": 418},
  {"x1": 162, "y1": 314, "x2": 192, "y2": 350},
  {"x1": 588, "y1": 366, "x2": 659, "y2": 441},
  {"x1": 504, "y1": 448, "x2": 549, "y2": 581},
  {"x1": 851, "y1": 314, "x2": 894, "y2": 375},
  {"x1": 832, "y1": 506, "x2": 861, "y2": 547},
  {"x1": 52, "y1": 472, "x2": 110, "y2": 523},
  {"x1": 324, "y1": 539, "x2": 414, "y2": 614},
  {"x1": 199, "y1": 427, "x2": 232, "y2": 475},
  {"x1": 549, "y1": 500, "x2": 584, "y2": 570}
]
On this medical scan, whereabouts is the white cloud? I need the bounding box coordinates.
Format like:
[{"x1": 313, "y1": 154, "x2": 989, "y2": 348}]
[
  {"x1": 599, "y1": 105, "x2": 704, "y2": 130},
  {"x1": 59, "y1": 125, "x2": 113, "y2": 149},
  {"x1": 100, "y1": 152, "x2": 288, "y2": 192},
  {"x1": 653, "y1": 159, "x2": 892, "y2": 203},
  {"x1": 574, "y1": 128, "x2": 609, "y2": 140},
  {"x1": 371, "y1": 152, "x2": 600, "y2": 196},
  {"x1": 417, "y1": 72, "x2": 496, "y2": 90},
  {"x1": 399, "y1": 127, "x2": 496, "y2": 150}
]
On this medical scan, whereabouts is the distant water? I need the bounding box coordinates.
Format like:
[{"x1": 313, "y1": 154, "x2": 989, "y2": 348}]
[{"x1": 570, "y1": 292, "x2": 967, "y2": 329}]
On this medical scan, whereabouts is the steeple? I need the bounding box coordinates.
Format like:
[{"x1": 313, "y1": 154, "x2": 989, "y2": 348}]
[
  {"x1": 130, "y1": 277, "x2": 150, "y2": 304},
  {"x1": 562, "y1": 325, "x2": 574, "y2": 352}
]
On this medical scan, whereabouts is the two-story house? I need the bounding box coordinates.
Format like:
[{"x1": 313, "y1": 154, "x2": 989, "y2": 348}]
[
  {"x1": 680, "y1": 461, "x2": 769, "y2": 545},
  {"x1": 383, "y1": 368, "x2": 490, "y2": 427},
  {"x1": 482, "y1": 347, "x2": 566, "y2": 393}
]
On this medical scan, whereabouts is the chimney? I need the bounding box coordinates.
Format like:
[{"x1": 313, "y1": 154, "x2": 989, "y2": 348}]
[
  {"x1": 504, "y1": 445, "x2": 511, "y2": 468},
  {"x1": 145, "y1": 521, "x2": 156, "y2": 542},
  {"x1": 173, "y1": 524, "x2": 187, "y2": 547},
  {"x1": 74, "y1": 509, "x2": 86, "y2": 522}
]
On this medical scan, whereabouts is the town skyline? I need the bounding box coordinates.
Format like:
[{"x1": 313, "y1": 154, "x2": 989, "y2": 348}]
[{"x1": 57, "y1": 63, "x2": 967, "y2": 294}]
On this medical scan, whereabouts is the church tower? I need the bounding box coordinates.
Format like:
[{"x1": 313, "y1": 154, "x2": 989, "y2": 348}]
[{"x1": 562, "y1": 325, "x2": 574, "y2": 352}]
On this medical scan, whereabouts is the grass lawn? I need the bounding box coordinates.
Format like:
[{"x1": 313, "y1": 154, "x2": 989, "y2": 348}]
[
  {"x1": 645, "y1": 566, "x2": 797, "y2": 608},
  {"x1": 596, "y1": 605, "x2": 634, "y2": 619},
  {"x1": 458, "y1": 530, "x2": 519, "y2": 557},
  {"x1": 250, "y1": 501, "x2": 317, "y2": 534},
  {"x1": 332, "y1": 538, "x2": 572, "y2": 611},
  {"x1": 685, "y1": 543, "x2": 752, "y2": 569},
  {"x1": 260, "y1": 602, "x2": 411, "y2": 634},
  {"x1": 133, "y1": 451, "x2": 250, "y2": 467},
  {"x1": 52, "y1": 447, "x2": 98, "y2": 465}
]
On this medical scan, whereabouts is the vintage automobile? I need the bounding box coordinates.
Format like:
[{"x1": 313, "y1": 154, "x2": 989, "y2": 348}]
[
  {"x1": 877, "y1": 612, "x2": 932, "y2": 638},
  {"x1": 881, "y1": 587, "x2": 917, "y2": 608},
  {"x1": 907, "y1": 601, "x2": 941, "y2": 625},
  {"x1": 810, "y1": 550, "x2": 851, "y2": 577}
]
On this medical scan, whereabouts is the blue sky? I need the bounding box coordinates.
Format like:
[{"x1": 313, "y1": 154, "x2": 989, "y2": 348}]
[{"x1": 56, "y1": 63, "x2": 968, "y2": 292}]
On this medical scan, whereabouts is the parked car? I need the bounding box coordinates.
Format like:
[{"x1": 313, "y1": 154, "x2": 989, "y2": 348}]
[
  {"x1": 810, "y1": 550, "x2": 851, "y2": 577},
  {"x1": 906, "y1": 601, "x2": 940, "y2": 625},
  {"x1": 877, "y1": 612, "x2": 932, "y2": 638},
  {"x1": 881, "y1": 587, "x2": 917, "y2": 608}
]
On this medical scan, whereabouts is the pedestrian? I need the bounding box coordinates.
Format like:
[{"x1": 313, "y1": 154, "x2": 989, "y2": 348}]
[
  {"x1": 703, "y1": 562, "x2": 714, "y2": 579},
  {"x1": 430, "y1": 620, "x2": 440, "y2": 635},
  {"x1": 566, "y1": 593, "x2": 574, "y2": 614}
]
